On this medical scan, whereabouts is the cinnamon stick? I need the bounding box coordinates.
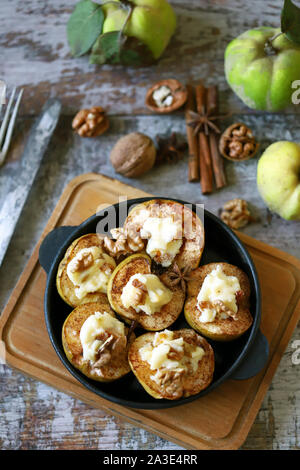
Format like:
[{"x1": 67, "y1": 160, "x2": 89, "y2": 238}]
[
  {"x1": 207, "y1": 86, "x2": 227, "y2": 189},
  {"x1": 185, "y1": 84, "x2": 199, "y2": 182},
  {"x1": 195, "y1": 84, "x2": 213, "y2": 194}
]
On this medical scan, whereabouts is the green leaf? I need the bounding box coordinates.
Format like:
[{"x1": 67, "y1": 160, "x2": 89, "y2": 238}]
[
  {"x1": 90, "y1": 32, "x2": 122, "y2": 65},
  {"x1": 90, "y1": 32, "x2": 155, "y2": 66},
  {"x1": 281, "y1": 0, "x2": 300, "y2": 45},
  {"x1": 67, "y1": 0, "x2": 104, "y2": 57},
  {"x1": 120, "y1": 37, "x2": 156, "y2": 66}
]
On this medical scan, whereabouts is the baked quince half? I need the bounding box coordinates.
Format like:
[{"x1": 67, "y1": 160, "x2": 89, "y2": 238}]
[
  {"x1": 56, "y1": 234, "x2": 117, "y2": 307},
  {"x1": 62, "y1": 301, "x2": 135, "y2": 382},
  {"x1": 184, "y1": 263, "x2": 253, "y2": 341},
  {"x1": 123, "y1": 199, "x2": 204, "y2": 270},
  {"x1": 107, "y1": 253, "x2": 185, "y2": 331},
  {"x1": 128, "y1": 328, "x2": 214, "y2": 400}
]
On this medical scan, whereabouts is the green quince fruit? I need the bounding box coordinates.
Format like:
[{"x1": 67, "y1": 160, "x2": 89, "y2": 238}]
[
  {"x1": 257, "y1": 141, "x2": 300, "y2": 220},
  {"x1": 102, "y1": 0, "x2": 177, "y2": 60},
  {"x1": 225, "y1": 27, "x2": 300, "y2": 111}
]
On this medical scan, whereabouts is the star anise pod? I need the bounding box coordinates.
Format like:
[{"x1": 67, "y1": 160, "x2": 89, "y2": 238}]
[
  {"x1": 155, "y1": 132, "x2": 188, "y2": 165},
  {"x1": 165, "y1": 263, "x2": 193, "y2": 293},
  {"x1": 187, "y1": 108, "x2": 228, "y2": 137}
]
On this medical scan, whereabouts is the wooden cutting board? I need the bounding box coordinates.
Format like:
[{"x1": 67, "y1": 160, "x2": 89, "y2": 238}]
[{"x1": 1, "y1": 172, "x2": 300, "y2": 450}]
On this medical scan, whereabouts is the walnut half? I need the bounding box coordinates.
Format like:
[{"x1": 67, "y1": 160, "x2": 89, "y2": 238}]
[
  {"x1": 154, "y1": 369, "x2": 184, "y2": 399},
  {"x1": 103, "y1": 227, "x2": 144, "y2": 258},
  {"x1": 220, "y1": 198, "x2": 254, "y2": 230},
  {"x1": 72, "y1": 106, "x2": 109, "y2": 137},
  {"x1": 69, "y1": 251, "x2": 94, "y2": 273}
]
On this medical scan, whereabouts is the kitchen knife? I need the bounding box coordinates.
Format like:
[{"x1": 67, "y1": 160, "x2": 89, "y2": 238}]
[{"x1": 0, "y1": 98, "x2": 61, "y2": 266}]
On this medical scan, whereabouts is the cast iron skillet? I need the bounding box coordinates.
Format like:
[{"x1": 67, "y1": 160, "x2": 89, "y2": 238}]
[{"x1": 39, "y1": 197, "x2": 269, "y2": 410}]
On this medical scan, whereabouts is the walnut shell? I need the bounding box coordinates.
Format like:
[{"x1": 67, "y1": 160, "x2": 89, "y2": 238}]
[
  {"x1": 110, "y1": 132, "x2": 156, "y2": 178},
  {"x1": 145, "y1": 79, "x2": 188, "y2": 114},
  {"x1": 219, "y1": 123, "x2": 259, "y2": 162}
]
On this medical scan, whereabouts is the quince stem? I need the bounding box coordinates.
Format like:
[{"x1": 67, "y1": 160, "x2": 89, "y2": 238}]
[
  {"x1": 96, "y1": 0, "x2": 133, "y2": 12},
  {"x1": 95, "y1": 1, "x2": 121, "y2": 6},
  {"x1": 264, "y1": 31, "x2": 284, "y2": 56},
  {"x1": 119, "y1": 3, "x2": 133, "y2": 37},
  {"x1": 97, "y1": 0, "x2": 133, "y2": 43},
  {"x1": 270, "y1": 31, "x2": 284, "y2": 43}
]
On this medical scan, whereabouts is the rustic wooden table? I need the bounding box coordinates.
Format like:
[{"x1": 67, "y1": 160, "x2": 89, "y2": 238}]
[{"x1": 0, "y1": 0, "x2": 299, "y2": 450}]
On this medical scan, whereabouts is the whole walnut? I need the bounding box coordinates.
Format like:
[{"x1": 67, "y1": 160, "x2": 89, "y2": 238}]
[{"x1": 110, "y1": 132, "x2": 156, "y2": 178}]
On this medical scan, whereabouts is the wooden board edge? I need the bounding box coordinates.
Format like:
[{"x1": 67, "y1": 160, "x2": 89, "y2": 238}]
[{"x1": 237, "y1": 231, "x2": 300, "y2": 270}]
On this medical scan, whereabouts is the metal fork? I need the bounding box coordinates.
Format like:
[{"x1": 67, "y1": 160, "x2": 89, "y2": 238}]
[{"x1": 0, "y1": 87, "x2": 24, "y2": 166}]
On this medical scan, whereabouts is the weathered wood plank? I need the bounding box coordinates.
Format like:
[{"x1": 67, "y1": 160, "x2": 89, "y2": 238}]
[{"x1": 1, "y1": 0, "x2": 298, "y2": 115}]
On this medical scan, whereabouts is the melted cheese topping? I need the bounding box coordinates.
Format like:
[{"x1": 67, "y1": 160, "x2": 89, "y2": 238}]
[
  {"x1": 197, "y1": 265, "x2": 240, "y2": 323},
  {"x1": 121, "y1": 273, "x2": 173, "y2": 316},
  {"x1": 67, "y1": 246, "x2": 116, "y2": 299},
  {"x1": 139, "y1": 330, "x2": 205, "y2": 378},
  {"x1": 140, "y1": 217, "x2": 182, "y2": 267},
  {"x1": 80, "y1": 311, "x2": 125, "y2": 362}
]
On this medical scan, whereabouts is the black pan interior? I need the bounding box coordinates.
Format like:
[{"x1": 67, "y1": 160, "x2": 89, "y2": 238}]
[{"x1": 44, "y1": 197, "x2": 260, "y2": 410}]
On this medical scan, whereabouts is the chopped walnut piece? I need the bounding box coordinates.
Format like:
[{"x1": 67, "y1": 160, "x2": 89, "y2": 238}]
[
  {"x1": 219, "y1": 123, "x2": 259, "y2": 161},
  {"x1": 198, "y1": 299, "x2": 238, "y2": 321},
  {"x1": 213, "y1": 300, "x2": 238, "y2": 320},
  {"x1": 228, "y1": 140, "x2": 243, "y2": 157},
  {"x1": 126, "y1": 234, "x2": 145, "y2": 253},
  {"x1": 220, "y1": 198, "x2": 254, "y2": 230},
  {"x1": 94, "y1": 331, "x2": 110, "y2": 342},
  {"x1": 132, "y1": 279, "x2": 147, "y2": 292},
  {"x1": 155, "y1": 369, "x2": 184, "y2": 398},
  {"x1": 131, "y1": 279, "x2": 148, "y2": 307},
  {"x1": 70, "y1": 251, "x2": 94, "y2": 273},
  {"x1": 92, "y1": 334, "x2": 115, "y2": 369},
  {"x1": 72, "y1": 106, "x2": 109, "y2": 137},
  {"x1": 232, "y1": 125, "x2": 250, "y2": 137},
  {"x1": 235, "y1": 289, "x2": 244, "y2": 305},
  {"x1": 168, "y1": 347, "x2": 185, "y2": 362},
  {"x1": 93, "y1": 351, "x2": 111, "y2": 368},
  {"x1": 98, "y1": 334, "x2": 115, "y2": 353},
  {"x1": 111, "y1": 335, "x2": 127, "y2": 353},
  {"x1": 104, "y1": 227, "x2": 144, "y2": 258}
]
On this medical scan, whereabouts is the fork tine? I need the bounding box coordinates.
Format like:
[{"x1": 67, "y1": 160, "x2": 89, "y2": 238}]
[
  {"x1": 0, "y1": 88, "x2": 23, "y2": 166},
  {"x1": 0, "y1": 81, "x2": 7, "y2": 119},
  {"x1": 0, "y1": 87, "x2": 16, "y2": 149}
]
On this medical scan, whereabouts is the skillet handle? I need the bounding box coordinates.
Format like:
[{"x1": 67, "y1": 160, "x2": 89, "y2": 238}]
[
  {"x1": 39, "y1": 226, "x2": 76, "y2": 274},
  {"x1": 230, "y1": 330, "x2": 269, "y2": 380}
]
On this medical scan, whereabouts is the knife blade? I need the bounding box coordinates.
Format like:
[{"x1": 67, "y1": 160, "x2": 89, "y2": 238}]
[{"x1": 0, "y1": 98, "x2": 61, "y2": 266}]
